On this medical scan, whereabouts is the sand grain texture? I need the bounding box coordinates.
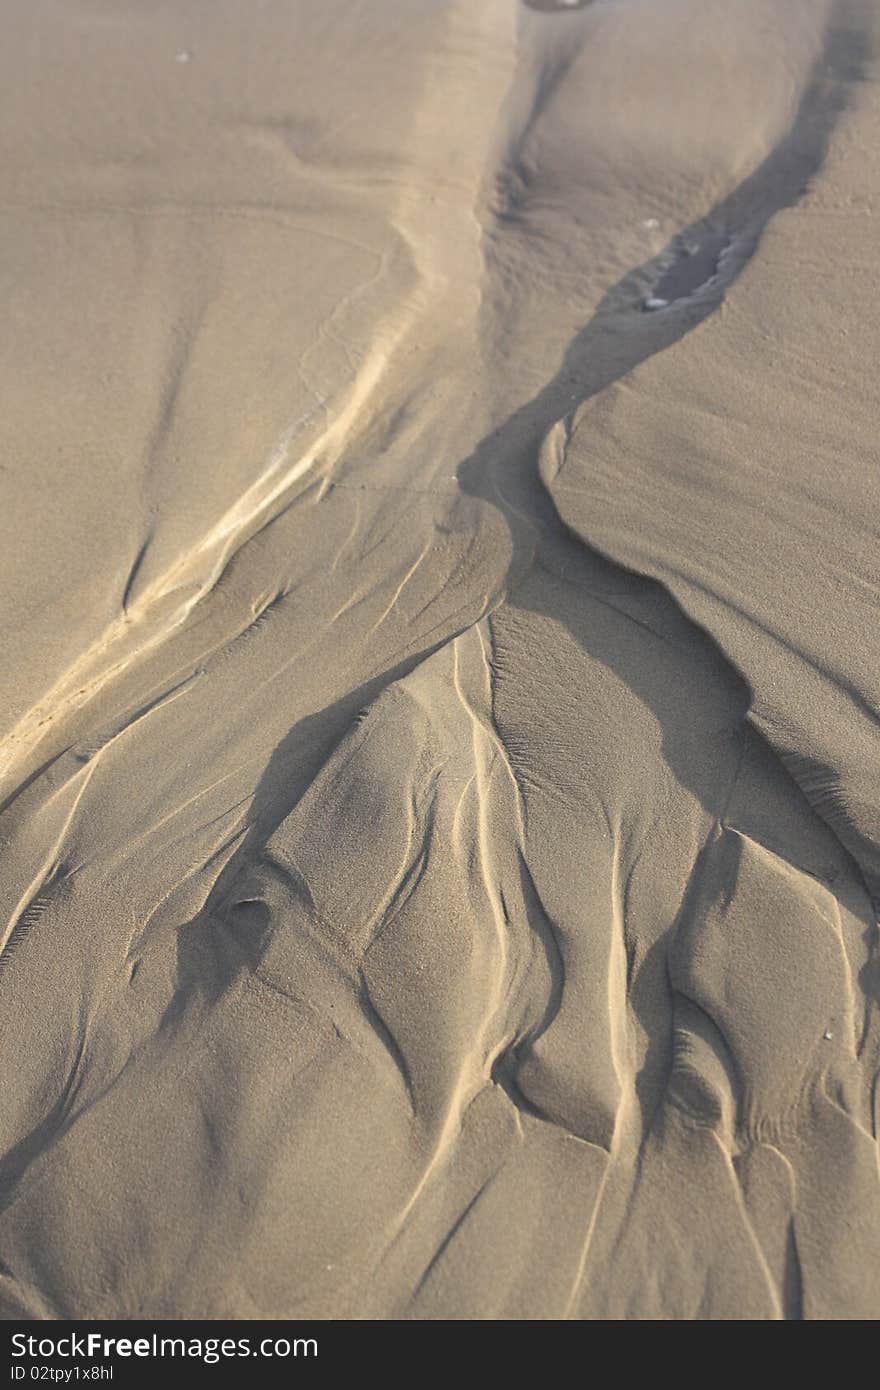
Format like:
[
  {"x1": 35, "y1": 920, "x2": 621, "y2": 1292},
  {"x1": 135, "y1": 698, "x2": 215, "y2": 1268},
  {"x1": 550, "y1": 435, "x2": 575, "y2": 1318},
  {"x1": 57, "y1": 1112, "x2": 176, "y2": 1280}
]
[{"x1": 0, "y1": 0, "x2": 878, "y2": 1320}]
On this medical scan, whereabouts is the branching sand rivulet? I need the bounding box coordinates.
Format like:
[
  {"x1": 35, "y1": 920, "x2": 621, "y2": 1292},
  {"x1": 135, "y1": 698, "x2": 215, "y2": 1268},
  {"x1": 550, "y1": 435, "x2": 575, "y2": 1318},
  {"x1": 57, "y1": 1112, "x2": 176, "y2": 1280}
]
[{"x1": 0, "y1": 0, "x2": 878, "y2": 1319}]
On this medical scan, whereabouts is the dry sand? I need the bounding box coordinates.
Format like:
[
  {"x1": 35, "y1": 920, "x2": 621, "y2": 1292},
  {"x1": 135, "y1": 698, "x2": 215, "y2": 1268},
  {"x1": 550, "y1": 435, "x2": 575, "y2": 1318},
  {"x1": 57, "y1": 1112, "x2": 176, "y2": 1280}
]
[{"x1": 0, "y1": 0, "x2": 878, "y2": 1319}]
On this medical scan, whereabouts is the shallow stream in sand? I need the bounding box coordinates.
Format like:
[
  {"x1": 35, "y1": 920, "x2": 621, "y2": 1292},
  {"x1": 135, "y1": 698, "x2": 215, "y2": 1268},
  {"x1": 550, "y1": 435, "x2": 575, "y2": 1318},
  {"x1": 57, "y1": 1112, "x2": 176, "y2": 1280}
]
[{"x1": 0, "y1": 0, "x2": 877, "y2": 1319}]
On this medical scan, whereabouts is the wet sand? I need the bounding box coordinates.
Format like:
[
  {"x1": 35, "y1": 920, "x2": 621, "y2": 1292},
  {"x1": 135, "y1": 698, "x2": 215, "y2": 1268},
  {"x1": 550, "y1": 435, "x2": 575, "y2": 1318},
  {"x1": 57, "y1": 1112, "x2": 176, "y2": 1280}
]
[{"x1": 0, "y1": 0, "x2": 878, "y2": 1319}]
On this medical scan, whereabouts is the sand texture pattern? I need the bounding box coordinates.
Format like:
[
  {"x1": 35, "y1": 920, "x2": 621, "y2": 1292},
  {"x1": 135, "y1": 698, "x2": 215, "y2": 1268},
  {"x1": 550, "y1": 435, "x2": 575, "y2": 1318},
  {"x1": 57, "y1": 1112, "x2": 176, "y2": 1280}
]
[{"x1": 0, "y1": 0, "x2": 878, "y2": 1320}]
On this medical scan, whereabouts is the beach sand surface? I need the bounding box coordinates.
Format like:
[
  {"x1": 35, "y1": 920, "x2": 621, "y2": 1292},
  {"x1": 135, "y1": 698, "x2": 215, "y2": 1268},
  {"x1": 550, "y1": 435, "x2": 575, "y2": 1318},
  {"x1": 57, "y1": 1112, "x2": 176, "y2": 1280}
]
[{"x1": 0, "y1": 0, "x2": 878, "y2": 1319}]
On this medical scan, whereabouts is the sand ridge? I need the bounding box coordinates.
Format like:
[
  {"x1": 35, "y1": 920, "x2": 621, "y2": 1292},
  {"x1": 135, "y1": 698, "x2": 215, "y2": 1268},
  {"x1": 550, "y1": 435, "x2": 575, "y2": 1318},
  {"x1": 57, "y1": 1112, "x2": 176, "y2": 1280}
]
[{"x1": 0, "y1": 0, "x2": 878, "y2": 1319}]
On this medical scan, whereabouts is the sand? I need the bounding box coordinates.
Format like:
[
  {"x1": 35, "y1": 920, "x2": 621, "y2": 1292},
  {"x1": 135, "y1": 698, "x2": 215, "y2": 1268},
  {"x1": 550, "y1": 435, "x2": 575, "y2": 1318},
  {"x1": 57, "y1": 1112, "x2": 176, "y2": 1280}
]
[{"x1": 0, "y1": 0, "x2": 878, "y2": 1320}]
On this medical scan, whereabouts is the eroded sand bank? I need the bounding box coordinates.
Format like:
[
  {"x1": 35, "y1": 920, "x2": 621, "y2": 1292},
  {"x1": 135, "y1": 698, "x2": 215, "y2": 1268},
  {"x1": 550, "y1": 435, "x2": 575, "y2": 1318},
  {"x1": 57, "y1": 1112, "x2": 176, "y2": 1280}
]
[{"x1": 0, "y1": 0, "x2": 878, "y2": 1319}]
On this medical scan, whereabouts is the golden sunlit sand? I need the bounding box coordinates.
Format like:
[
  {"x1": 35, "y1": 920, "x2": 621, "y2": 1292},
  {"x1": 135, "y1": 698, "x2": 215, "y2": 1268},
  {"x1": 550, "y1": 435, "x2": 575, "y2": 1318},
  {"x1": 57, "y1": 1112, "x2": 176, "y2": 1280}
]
[{"x1": 0, "y1": 0, "x2": 877, "y2": 1320}]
